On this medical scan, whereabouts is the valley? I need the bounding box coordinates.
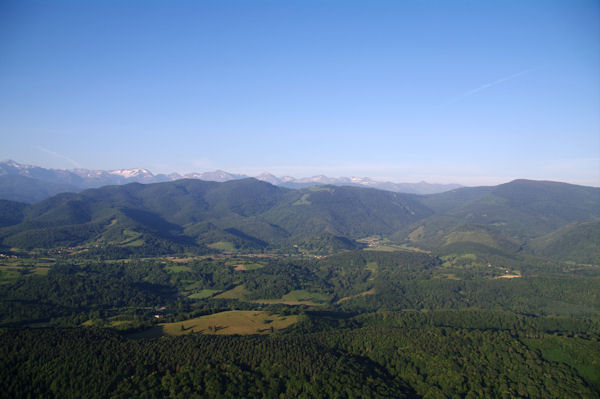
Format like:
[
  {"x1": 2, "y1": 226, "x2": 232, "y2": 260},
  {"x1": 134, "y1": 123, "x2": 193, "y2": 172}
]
[
  {"x1": 0, "y1": 178, "x2": 599, "y2": 398},
  {"x1": 3, "y1": 0, "x2": 598, "y2": 396}
]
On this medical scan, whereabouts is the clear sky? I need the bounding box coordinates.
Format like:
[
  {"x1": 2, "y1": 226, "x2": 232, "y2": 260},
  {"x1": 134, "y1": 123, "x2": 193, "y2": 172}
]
[{"x1": 1, "y1": 0, "x2": 599, "y2": 186}]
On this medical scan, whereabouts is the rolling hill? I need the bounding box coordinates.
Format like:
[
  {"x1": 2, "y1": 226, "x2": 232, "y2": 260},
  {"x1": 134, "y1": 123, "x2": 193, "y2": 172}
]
[
  {"x1": 400, "y1": 180, "x2": 600, "y2": 255},
  {"x1": 527, "y1": 221, "x2": 600, "y2": 264},
  {"x1": 0, "y1": 178, "x2": 598, "y2": 261},
  {"x1": 0, "y1": 178, "x2": 431, "y2": 251}
]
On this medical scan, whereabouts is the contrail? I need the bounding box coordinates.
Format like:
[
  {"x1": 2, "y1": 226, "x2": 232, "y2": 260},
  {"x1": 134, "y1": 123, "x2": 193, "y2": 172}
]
[
  {"x1": 37, "y1": 146, "x2": 81, "y2": 168},
  {"x1": 448, "y1": 68, "x2": 537, "y2": 105}
]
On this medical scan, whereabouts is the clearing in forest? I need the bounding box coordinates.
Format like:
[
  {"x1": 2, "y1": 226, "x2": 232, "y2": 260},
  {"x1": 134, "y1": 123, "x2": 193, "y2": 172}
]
[
  {"x1": 253, "y1": 290, "x2": 331, "y2": 306},
  {"x1": 213, "y1": 284, "x2": 249, "y2": 299},
  {"x1": 337, "y1": 288, "x2": 376, "y2": 303},
  {"x1": 152, "y1": 311, "x2": 298, "y2": 336}
]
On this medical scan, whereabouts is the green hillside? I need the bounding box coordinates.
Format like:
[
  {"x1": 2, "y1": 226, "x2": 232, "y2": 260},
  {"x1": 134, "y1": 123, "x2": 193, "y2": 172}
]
[
  {"x1": 419, "y1": 185, "x2": 493, "y2": 213},
  {"x1": 263, "y1": 185, "x2": 432, "y2": 240},
  {"x1": 527, "y1": 221, "x2": 600, "y2": 264},
  {"x1": 0, "y1": 179, "x2": 432, "y2": 253},
  {"x1": 401, "y1": 180, "x2": 600, "y2": 254},
  {"x1": 0, "y1": 200, "x2": 27, "y2": 228},
  {"x1": 1, "y1": 178, "x2": 598, "y2": 261}
]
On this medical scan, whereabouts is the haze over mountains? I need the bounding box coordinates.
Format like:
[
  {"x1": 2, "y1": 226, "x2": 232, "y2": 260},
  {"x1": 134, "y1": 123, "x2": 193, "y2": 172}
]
[{"x1": 0, "y1": 160, "x2": 461, "y2": 203}]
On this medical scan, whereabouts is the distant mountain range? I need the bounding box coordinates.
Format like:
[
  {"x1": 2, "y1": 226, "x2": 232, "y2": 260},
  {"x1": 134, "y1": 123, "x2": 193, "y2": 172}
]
[
  {"x1": 253, "y1": 172, "x2": 462, "y2": 194},
  {"x1": 0, "y1": 177, "x2": 598, "y2": 262},
  {"x1": 0, "y1": 160, "x2": 461, "y2": 203}
]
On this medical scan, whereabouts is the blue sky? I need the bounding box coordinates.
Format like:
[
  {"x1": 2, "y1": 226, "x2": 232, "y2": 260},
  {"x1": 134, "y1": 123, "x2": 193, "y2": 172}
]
[{"x1": 1, "y1": 0, "x2": 598, "y2": 186}]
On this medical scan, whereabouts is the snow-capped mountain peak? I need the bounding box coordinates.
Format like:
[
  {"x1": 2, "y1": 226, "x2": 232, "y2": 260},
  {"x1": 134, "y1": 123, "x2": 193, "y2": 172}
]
[
  {"x1": 0, "y1": 160, "x2": 463, "y2": 196},
  {"x1": 2, "y1": 159, "x2": 25, "y2": 169},
  {"x1": 108, "y1": 168, "x2": 154, "y2": 178},
  {"x1": 255, "y1": 173, "x2": 282, "y2": 185}
]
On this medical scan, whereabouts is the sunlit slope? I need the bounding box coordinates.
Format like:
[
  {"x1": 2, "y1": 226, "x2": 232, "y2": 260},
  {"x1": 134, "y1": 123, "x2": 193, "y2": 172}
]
[{"x1": 401, "y1": 180, "x2": 600, "y2": 253}]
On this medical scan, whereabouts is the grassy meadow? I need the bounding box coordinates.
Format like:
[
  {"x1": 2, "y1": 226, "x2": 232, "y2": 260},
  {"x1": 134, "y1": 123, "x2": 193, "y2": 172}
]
[{"x1": 129, "y1": 310, "x2": 298, "y2": 338}]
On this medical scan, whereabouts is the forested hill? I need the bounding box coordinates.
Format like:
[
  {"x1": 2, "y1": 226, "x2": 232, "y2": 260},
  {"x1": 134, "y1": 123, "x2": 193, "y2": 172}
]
[
  {"x1": 401, "y1": 180, "x2": 600, "y2": 257},
  {"x1": 0, "y1": 178, "x2": 430, "y2": 252},
  {"x1": 0, "y1": 178, "x2": 598, "y2": 259}
]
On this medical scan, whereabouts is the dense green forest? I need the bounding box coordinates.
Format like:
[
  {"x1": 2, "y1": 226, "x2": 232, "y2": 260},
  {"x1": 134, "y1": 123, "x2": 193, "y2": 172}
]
[
  {"x1": 1, "y1": 313, "x2": 599, "y2": 398},
  {"x1": 1, "y1": 247, "x2": 599, "y2": 398},
  {"x1": 1, "y1": 178, "x2": 599, "y2": 397}
]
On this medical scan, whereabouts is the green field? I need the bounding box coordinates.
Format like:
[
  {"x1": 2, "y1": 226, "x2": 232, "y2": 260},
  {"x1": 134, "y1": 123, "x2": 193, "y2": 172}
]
[
  {"x1": 130, "y1": 311, "x2": 298, "y2": 338},
  {"x1": 0, "y1": 267, "x2": 23, "y2": 283},
  {"x1": 234, "y1": 262, "x2": 264, "y2": 271},
  {"x1": 225, "y1": 260, "x2": 265, "y2": 271},
  {"x1": 0, "y1": 265, "x2": 50, "y2": 283},
  {"x1": 365, "y1": 261, "x2": 378, "y2": 271},
  {"x1": 213, "y1": 284, "x2": 249, "y2": 299},
  {"x1": 188, "y1": 289, "x2": 220, "y2": 299},
  {"x1": 364, "y1": 244, "x2": 406, "y2": 252},
  {"x1": 293, "y1": 193, "x2": 312, "y2": 206},
  {"x1": 117, "y1": 229, "x2": 145, "y2": 246},
  {"x1": 207, "y1": 241, "x2": 236, "y2": 251},
  {"x1": 254, "y1": 290, "x2": 331, "y2": 306},
  {"x1": 164, "y1": 264, "x2": 191, "y2": 273},
  {"x1": 212, "y1": 286, "x2": 331, "y2": 306},
  {"x1": 337, "y1": 288, "x2": 376, "y2": 303}
]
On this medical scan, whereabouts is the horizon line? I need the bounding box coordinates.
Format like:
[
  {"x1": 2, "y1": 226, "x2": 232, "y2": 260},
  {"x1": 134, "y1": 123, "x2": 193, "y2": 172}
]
[{"x1": 1, "y1": 159, "x2": 599, "y2": 188}]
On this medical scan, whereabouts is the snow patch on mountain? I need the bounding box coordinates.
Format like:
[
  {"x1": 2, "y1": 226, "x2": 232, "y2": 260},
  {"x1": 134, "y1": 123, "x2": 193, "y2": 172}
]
[
  {"x1": 109, "y1": 168, "x2": 153, "y2": 178},
  {"x1": 0, "y1": 160, "x2": 462, "y2": 195}
]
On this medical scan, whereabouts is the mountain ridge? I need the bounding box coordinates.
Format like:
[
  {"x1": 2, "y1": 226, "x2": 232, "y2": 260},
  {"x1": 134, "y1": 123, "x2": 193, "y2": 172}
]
[
  {"x1": 0, "y1": 160, "x2": 461, "y2": 202},
  {"x1": 0, "y1": 178, "x2": 431, "y2": 251},
  {"x1": 0, "y1": 177, "x2": 598, "y2": 263}
]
